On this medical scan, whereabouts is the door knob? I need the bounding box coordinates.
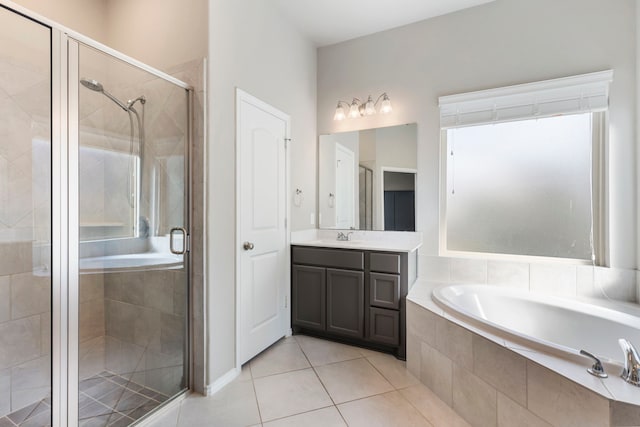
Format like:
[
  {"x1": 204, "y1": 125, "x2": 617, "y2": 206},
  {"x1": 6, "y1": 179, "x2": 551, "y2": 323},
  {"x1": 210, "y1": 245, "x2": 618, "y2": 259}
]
[{"x1": 243, "y1": 242, "x2": 255, "y2": 251}]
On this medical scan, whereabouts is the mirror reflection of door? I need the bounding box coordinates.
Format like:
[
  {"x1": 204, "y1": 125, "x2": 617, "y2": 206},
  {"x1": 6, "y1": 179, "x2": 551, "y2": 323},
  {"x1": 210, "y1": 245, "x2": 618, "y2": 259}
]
[
  {"x1": 383, "y1": 170, "x2": 416, "y2": 231},
  {"x1": 359, "y1": 166, "x2": 373, "y2": 230},
  {"x1": 318, "y1": 123, "x2": 417, "y2": 231},
  {"x1": 335, "y1": 143, "x2": 356, "y2": 229}
]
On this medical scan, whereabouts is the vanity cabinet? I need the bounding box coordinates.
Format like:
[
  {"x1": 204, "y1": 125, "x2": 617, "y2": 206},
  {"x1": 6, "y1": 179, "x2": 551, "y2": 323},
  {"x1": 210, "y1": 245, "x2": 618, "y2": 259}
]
[
  {"x1": 291, "y1": 245, "x2": 416, "y2": 359},
  {"x1": 291, "y1": 247, "x2": 365, "y2": 338}
]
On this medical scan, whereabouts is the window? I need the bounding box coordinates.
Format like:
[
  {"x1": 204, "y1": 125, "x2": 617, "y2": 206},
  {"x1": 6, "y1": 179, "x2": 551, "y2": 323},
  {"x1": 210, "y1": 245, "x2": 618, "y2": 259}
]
[{"x1": 439, "y1": 71, "x2": 611, "y2": 262}]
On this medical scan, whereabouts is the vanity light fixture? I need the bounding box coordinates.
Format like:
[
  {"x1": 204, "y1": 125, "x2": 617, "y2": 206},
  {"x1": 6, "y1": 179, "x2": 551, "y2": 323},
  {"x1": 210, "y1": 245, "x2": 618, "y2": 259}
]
[{"x1": 333, "y1": 93, "x2": 392, "y2": 120}]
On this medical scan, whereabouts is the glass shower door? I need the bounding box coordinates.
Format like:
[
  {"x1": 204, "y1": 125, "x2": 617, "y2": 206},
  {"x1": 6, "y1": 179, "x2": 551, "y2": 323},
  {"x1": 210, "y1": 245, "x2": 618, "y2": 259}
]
[
  {"x1": 0, "y1": 6, "x2": 52, "y2": 426},
  {"x1": 75, "y1": 42, "x2": 190, "y2": 426}
]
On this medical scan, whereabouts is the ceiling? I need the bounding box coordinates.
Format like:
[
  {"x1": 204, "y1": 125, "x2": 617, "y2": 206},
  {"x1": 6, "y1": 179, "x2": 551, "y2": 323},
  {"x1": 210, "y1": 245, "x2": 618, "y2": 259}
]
[{"x1": 272, "y1": 0, "x2": 496, "y2": 47}]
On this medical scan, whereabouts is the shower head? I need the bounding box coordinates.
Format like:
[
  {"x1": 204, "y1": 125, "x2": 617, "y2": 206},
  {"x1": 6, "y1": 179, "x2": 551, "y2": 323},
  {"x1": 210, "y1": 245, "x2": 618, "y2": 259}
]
[
  {"x1": 80, "y1": 78, "x2": 103, "y2": 92},
  {"x1": 80, "y1": 77, "x2": 129, "y2": 112}
]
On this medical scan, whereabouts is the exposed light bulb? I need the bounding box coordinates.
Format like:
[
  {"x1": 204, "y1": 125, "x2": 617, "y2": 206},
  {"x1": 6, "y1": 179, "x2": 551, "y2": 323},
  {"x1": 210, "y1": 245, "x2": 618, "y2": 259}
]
[
  {"x1": 364, "y1": 96, "x2": 376, "y2": 115},
  {"x1": 380, "y1": 94, "x2": 392, "y2": 114},
  {"x1": 348, "y1": 100, "x2": 360, "y2": 118},
  {"x1": 333, "y1": 93, "x2": 392, "y2": 119}
]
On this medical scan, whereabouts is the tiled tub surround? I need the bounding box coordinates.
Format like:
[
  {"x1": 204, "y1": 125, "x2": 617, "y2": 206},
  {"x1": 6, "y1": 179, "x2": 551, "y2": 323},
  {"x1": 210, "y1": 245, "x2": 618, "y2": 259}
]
[
  {"x1": 407, "y1": 280, "x2": 640, "y2": 427},
  {"x1": 0, "y1": 241, "x2": 51, "y2": 419},
  {"x1": 419, "y1": 255, "x2": 638, "y2": 303}
]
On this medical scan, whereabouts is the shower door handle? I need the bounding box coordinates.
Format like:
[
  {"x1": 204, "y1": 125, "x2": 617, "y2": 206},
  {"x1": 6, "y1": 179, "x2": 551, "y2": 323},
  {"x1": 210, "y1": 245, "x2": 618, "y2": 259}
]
[{"x1": 170, "y1": 227, "x2": 188, "y2": 254}]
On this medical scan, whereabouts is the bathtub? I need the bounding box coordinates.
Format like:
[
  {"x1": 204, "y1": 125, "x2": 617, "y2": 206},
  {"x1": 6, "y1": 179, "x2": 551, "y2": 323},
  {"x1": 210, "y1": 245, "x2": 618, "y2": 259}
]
[
  {"x1": 432, "y1": 284, "x2": 640, "y2": 366},
  {"x1": 79, "y1": 252, "x2": 183, "y2": 273}
]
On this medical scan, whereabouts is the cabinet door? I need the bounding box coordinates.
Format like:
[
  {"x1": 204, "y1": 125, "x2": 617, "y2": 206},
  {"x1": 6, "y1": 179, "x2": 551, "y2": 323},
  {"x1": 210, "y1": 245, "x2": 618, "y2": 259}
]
[
  {"x1": 326, "y1": 268, "x2": 364, "y2": 338},
  {"x1": 369, "y1": 307, "x2": 400, "y2": 346},
  {"x1": 292, "y1": 265, "x2": 326, "y2": 331}
]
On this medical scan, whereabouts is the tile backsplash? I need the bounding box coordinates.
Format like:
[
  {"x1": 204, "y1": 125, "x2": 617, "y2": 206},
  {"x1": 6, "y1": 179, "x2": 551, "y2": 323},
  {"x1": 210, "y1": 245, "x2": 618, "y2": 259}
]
[{"x1": 418, "y1": 255, "x2": 638, "y2": 303}]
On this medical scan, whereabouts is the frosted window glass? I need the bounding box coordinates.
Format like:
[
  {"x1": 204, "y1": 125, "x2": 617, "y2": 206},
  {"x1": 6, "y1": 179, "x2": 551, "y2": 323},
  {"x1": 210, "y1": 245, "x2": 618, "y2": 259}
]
[{"x1": 445, "y1": 113, "x2": 593, "y2": 260}]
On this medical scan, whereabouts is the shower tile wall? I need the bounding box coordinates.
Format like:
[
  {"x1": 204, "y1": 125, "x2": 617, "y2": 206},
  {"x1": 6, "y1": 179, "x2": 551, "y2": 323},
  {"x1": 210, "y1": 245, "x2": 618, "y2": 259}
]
[
  {"x1": 0, "y1": 13, "x2": 51, "y2": 419},
  {"x1": 103, "y1": 269, "x2": 186, "y2": 395},
  {"x1": 79, "y1": 78, "x2": 137, "y2": 241},
  {"x1": 79, "y1": 274, "x2": 106, "y2": 380},
  {"x1": 0, "y1": 248, "x2": 50, "y2": 418}
]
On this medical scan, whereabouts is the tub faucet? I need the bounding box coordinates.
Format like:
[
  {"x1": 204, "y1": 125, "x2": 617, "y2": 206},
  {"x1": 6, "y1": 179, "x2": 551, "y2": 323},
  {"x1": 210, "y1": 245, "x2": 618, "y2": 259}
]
[
  {"x1": 337, "y1": 231, "x2": 353, "y2": 241},
  {"x1": 619, "y1": 338, "x2": 640, "y2": 387},
  {"x1": 579, "y1": 349, "x2": 607, "y2": 378}
]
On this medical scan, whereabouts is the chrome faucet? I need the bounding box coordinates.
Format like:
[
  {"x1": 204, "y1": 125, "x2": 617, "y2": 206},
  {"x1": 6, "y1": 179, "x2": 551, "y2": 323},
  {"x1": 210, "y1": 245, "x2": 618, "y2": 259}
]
[
  {"x1": 337, "y1": 231, "x2": 353, "y2": 241},
  {"x1": 619, "y1": 339, "x2": 640, "y2": 387},
  {"x1": 579, "y1": 349, "x2": 607, "y2": 378}
]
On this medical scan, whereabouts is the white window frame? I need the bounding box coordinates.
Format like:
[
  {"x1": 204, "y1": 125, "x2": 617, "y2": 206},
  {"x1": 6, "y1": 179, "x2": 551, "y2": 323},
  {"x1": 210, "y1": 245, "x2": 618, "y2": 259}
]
[{"x1": 438, "y1": 72, "x2": 611, "y2": 265}]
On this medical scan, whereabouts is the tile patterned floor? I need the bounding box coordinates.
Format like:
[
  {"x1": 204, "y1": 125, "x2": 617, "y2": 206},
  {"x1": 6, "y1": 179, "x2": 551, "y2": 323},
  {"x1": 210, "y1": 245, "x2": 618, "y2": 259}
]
[
  {"x1": 77, "y1": 371, "x2": 170, "y2": 426},
  {"x1": 0, "y1": 372, "x2": 169, "y2": 427},
  {"x1": 147, "y1": 334, "x2": 471, "y2": 427}
]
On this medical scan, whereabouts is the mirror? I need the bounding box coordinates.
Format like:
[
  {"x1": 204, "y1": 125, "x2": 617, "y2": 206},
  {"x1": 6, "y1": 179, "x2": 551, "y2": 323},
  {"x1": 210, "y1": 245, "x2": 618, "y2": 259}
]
[{"x1": 318, "y1": 123, "x2": 417, "y2": 231}]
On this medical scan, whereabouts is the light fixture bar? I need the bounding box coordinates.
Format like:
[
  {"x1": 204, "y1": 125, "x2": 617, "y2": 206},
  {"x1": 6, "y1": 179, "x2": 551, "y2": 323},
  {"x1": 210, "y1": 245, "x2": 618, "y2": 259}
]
[{"x1": 333, "y1": 93, "x2": 392, "y2": 120}]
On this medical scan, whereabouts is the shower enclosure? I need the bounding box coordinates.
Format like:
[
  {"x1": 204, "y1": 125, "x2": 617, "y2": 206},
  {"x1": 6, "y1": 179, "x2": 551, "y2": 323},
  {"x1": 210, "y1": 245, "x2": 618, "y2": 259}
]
[{"x1": 0, "y1": 3, "x2": 192, "y2": 426}]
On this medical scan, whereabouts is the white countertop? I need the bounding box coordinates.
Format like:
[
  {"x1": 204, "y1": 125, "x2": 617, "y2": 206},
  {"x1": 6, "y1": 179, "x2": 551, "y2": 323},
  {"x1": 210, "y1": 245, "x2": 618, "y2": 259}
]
[{"x1": 290, "y1": 229, "x2": 422, "y2": 253}]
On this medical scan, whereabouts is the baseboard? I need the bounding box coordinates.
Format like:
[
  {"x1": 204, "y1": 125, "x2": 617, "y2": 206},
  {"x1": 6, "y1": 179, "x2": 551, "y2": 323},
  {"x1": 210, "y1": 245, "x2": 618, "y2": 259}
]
[{"x1": 205, "y1": 367, "x2": 241, "y2": 396}]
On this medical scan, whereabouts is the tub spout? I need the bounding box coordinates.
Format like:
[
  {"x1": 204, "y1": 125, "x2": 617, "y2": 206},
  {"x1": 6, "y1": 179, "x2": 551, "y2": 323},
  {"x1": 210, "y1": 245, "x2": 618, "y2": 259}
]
[{"x1": 619, "y1": 338, "x2": 640, "y2": 387}]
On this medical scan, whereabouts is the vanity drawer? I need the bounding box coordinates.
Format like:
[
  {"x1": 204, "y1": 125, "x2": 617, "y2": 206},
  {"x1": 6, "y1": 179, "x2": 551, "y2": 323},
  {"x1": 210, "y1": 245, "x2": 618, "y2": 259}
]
[
  {"x1": 292, "y1": 246, "x2": 364, "y2": 270},
  {"x1": 370, "y1": 273, "x2": 400, "y2": 309},
  {"x1": 370, "y1": 253, "x2": 401, "y2": 274}
]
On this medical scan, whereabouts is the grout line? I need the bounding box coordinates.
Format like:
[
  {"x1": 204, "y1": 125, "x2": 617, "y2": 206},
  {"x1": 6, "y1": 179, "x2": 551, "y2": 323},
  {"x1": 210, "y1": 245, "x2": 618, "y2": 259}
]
[
  {"x1": 261, "y1": 404, "x2": 335, "y2": 425},
  {"x1": 256, "y1": 334, "x2": 436, "y2": 426},
  {"x1": 251, "y1": 365, "x2": 311, "y2": 380},
  {"x1": 294, "y1": 335, "x2": 348, "y2": 425},
  {"x1": 78, "y1": 374, "x2": 163, "y2": 424},
  {"x1": 297, "y1": 338, "x2": 338, "y2": 408},
  {"x1": 248, "y1": 365, "x2": 265, "y2": 424},
  {"x1": 393, "y1": 387, "x2": 436, "y2": 427},
  {"x1": 362, "y1": 355, "x2": 397, "y2": 390}
]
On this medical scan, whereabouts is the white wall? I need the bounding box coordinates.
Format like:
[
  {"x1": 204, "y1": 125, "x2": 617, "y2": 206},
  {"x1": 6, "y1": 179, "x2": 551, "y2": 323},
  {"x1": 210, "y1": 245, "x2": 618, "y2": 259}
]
[
  {"x1": 208, "y1": 0, "x2": 317, "y2": 384},
  {"x1": 318, "y1": 0, "x2": 637, "y2": 269},
  {"x1": 7, "y1": 0, "x2": 207, "y2": 73},
  {"x1": 6, "y1": 0, "x2": 108, "y2": 42},
  {"x1": 105, "y1": 0, "x2": 207, "y2": 72}
]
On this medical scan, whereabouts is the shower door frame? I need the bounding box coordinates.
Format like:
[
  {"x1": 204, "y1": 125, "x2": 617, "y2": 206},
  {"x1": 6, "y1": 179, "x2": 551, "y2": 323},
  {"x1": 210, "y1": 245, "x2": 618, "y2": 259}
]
[
  {"x1": 66, "y1": 35, "x2": 194, "y2": 426},
  {"x1": 0, "y1": 2, "x2": 194, "y2": 426}
]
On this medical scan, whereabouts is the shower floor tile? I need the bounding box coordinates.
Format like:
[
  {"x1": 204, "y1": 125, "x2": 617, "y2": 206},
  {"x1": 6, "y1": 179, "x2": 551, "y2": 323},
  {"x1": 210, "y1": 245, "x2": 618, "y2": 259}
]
[
  {"x1": 3, "y1": 371, "x2": 168, "y2": 427},
  {"x1": 6, "y1": 400, "x2": 50, "y2": 426},
  {"x1": 77, "y1": 372, "x2": 168, "y2": 426},
  {"x1": 0, "y1": 417, "x2": 16, "y2": 427}
]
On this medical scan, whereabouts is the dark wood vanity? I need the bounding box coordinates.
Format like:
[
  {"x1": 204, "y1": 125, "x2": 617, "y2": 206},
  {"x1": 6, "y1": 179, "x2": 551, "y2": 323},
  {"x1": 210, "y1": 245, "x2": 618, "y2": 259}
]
[{"x1": 291, "y1": 245, "x2": 417, "y2": 359}]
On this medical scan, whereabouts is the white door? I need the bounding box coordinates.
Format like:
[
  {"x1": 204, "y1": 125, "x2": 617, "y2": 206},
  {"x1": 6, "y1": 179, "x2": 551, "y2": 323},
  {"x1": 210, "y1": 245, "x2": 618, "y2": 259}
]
[
  {"x1": 237, "y1": 90, "x2": 289, "y2": 365},
  {"x1": 335, "y1": 143, "x2": 355, "y2": 229}
]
